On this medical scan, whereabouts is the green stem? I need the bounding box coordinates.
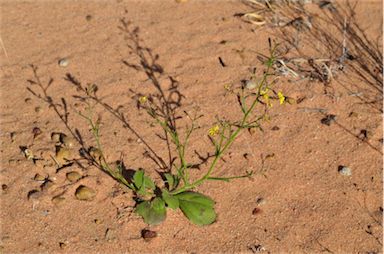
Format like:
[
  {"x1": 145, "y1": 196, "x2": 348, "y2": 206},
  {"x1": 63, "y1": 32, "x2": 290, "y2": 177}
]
[{"x1": 171, "y1": 47, "x2": 277, "y2": 195}]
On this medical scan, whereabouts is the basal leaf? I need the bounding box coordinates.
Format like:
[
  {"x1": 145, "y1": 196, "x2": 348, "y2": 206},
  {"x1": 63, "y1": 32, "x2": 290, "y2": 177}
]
[
  {"x1": 162, "y1": 190, "x2": 179, "y2": 209},
  {"x1": 143, "y1": 175, "x2": 156, "y2": 190},
  {"x1": 133, "y1": 169, "x2": 144, "y2": 190},
  {"x1": 135, "y1": 197, "x2": 166, "y2": 225},
  {"x1": 175, "y1": 191, "x2": 216, "y2": 226}
]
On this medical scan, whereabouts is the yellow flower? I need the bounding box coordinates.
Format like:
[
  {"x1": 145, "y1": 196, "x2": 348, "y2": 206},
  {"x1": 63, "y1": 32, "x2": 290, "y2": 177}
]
[
  {"x1": 139, "y1": 96, "x2": 147, "y2": 104},
  {"x1": 277, "y1": 91, "x2": 285, "y2": 105},
  {"x1": 260, "y1": 87, "x2": 269, "y2": 96},
  {"x1": 262, "y1": 93, "x2": 272, "y2": 107},
  {"x1": 208, "y1": 125, "x2": 220, "y2": 136}
]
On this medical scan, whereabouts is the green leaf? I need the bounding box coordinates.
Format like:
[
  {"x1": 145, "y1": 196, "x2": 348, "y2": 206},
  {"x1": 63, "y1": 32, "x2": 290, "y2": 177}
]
[
  {"x1": 143, "y1": 175, "x2": 156, "y2": 190},
  {"x1": 135, "y1": 197, "x2": 166, "y2": 225},
  {"x1": 164, "y1": 173, "x2": 175, "y2": 190},
  {"x1": 176, "y1": 191, "x2": 216, "y2": 226},
  {"x1": 162, "y1": 190, "x2": 179, "y2": 209},
  {"x1": 133, "y1": 169, "x2": 144, "y2": 190}
]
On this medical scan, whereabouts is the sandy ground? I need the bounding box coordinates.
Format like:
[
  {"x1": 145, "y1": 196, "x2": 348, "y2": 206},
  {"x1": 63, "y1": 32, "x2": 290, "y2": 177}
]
[{"x1": 0, "y1": 0, "x2": 383, "y2": 253}]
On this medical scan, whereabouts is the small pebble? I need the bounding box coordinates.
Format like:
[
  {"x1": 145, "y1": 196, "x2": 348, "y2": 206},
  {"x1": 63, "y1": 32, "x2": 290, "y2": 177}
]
[
  {"x1": 2, "y1": 184, "x2": 8, "y2": 192},
  {"x1": 58, "y1": 58, "x2": 69, "y2": 67},
  {"x1": 320, "y1": 114, "x2": 336, "y2": 126},
  {"x1": 338, "y1": 166, "x2": 352, "y2": 176},
  {"x1": 94, "y1": 218, "x2": 103, "y2": 224},
  {"x1": 256, "y1": 197, "x2": 266, "y2": 205},
  {"x1": 349, "y1": 111, "x2": 358, "y2": 118},
  {"x1": 89, "y1": 147, "x2": 102, "y2": 161},
  {"x1": 51, "y1": 132, "x2": 62, "y2": 142},
  {"x1": 61, "y1": 135, "x2": 75, "y2": 148},
  {"x1": 34, "y1": 106, "x2": 42, "y2": 113},
  {"x1": 141, "y1": 229, "x2": 157, "y2": 240},
  {"x1": 42, "y1": 210, "x2": 50, "y2": 216},
  {"x1": 85, "y1": 15, "x2": 92, "y2": 21},
  {"x1": 105, "y1": 228, "x2": 115, "y2": 241},
  {"x1": 59, "y1": 242, "x2": 66, "y2": 249},
  {"x1": 52, "y1": 195, "x2": 66, "y2": 205},
  {"x1": 55, "y1": 147, "x2": 71, "y2": 165},
  {"x1": 10, "y1": 132, "x2": 17, "y2": 143},
  {"x1": 32, "y1": 127, "x2": 42, "y2": 139},
  {"x1": 40, "y1": 180, "x2": 55, "y2": 191},
  {"x1": 20, "y1": 147, "x2": 35, "y2": 160},
  {"x1": 66, "y1": 171, "x2": 82, "y2": 182},
  {"x1": 75, "y1": 185, "x2": 96, "y2": 201},
  {"x1": 245, "y1": 80, "x2": 257, "y2": 90},
  {"x1": 271, "y1": 126, "x2": 280, "y2": 131},
  {"x1": 34, "y1": 173, "x2": 46, "y2": 182},
  {"x1": 358, "y1": 129, "x2": 368, "y2": 141},
  {"x1": 24, "y1": 98, "x2": 32, "y2": 104},
  {"x1": 252, "y1": 207, "x2": 262, "y2": 215},
  {"x1": 28, "y1": 189, "x2": 42, "y2": 200}
]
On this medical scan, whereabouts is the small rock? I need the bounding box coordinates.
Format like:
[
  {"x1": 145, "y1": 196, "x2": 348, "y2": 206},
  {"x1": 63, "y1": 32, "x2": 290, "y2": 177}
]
[
  {"x1": 61, "y1": 135, "x2": 76, "y2": 148},
  {"x1": 66, "y1": 171, "x2": 82, "y2": 182},
  {"x1": 320, "y1": 114, "x2": 336, "y2": 126},
  {"x1": 52, "y1": 195, "x2": 65, "y2": 205},
  {"x1": 141, "y1": 229, "x2": 157, "y2": 240},
  {"x1": 245, "y1": 80, "x2": 257, "y2": 90},
  {"x1": 105, "y1": 228, "x2": 115, "y2": 241},
  {"x1": 32, "y1": 127, "x2": 42, "y2": 139},
  {"x1": 59, "y1": 242, "x2": 66, "y2": 249},
  {"x1": 358, "y1": 129, "x2": 368, "y2": 141},
  {"x1": 34, "y1": 173, "x2": 46, "y2": 182},
  {"x1": 10, "y1": 132, "x2": 17, "y2": 143},
  {"x1": 338, "y1": 166, "x2": 352, "y2": 176},
  {"x1": 252, "y1": 207, "x2": 262, "y2": 215},
  {"x1": 256, "y1": 197, "x2": 266, "y2": 205},
  {"x1": 20, "y1": 146, "x2": 35, "y2": 161},
  {"x1": 94, "y1": 218, "x2": 103, "y2": 224},
  {"x1": 40, "y1": 180, "x2": 55, "y2": 191},
  {"x1": 58, "y1": 58, "x2": 69, "y2": 67},
  {"x1": 75, "y1": 185, "x2": 96, "y2": 201},
  {"x1": 248, "y1": 244, "x2": 266, "y2": 253},
  {"x1": 349, "y1": 111, "x2": 358, "y2": 118},
  {"x1": 2, "y1": 184, "x2": 8, "y2": 192},
  {"x1": 28, "y1": 189, "x2": 42, "y2": 200},
  {"x1": 89, "y1": 147, "x2": 102, "y2": 161},
  {"x1": 34, "y1": 106, "x2": 42, "y2": 113},
  {"x1": 42, "y1": 210, "x2": 50, "y2": 216},
  {"x1": 51, "y1": 132, "x2": 62, "y2": 143},
  {"x1": 271, "y1": 126, "x2": 280, "y2": 131},
  {"x1": 55, "y1": 147, "x2": 71, "y2": 165},
  {"x1": 24, "y1": 98, "x2": 32, "y2": 104}
]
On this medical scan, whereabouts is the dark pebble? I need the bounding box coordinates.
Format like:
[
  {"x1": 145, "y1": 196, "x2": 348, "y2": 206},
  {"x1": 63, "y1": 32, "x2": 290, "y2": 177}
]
[
  {"x1": 141, "y1": 229, "x2": 157, "y2": 240},
  {"x1": 321, "y1": 114, "x2": 336, "y2": 126},
  {"x1": 252, "y1": 207, "x2": 262, "y2": 215}
]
